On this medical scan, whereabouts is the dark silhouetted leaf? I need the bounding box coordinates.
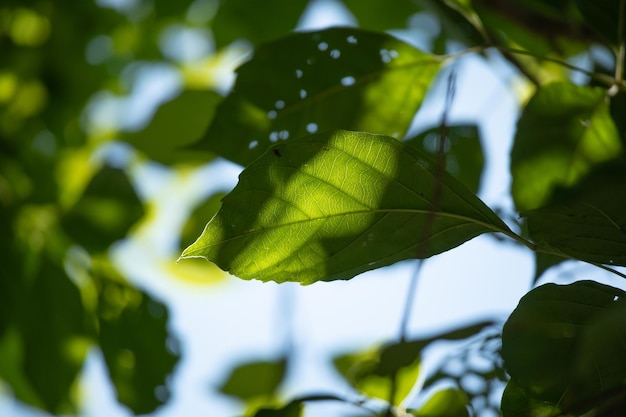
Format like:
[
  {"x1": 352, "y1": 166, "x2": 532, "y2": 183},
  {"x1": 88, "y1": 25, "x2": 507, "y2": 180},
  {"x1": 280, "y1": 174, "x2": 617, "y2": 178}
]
[
  {"x1": 532, "y1": 252, "x2": 564, "y2": 284},
  {"x1": 511, "y1": 83, "x2": 621, "y2": 211},
  {"x1": 502, "y1": 281, "x2": 626, "y2": 407},
  {"x1": 219, "y1": 357, "x2": 287, "y2": 401},
  {"x1": 501, "y1": 378, "x2": 564, "y2": 417},
  {"x1": 194, "y1": 28, "x2": 442, "y2": 165},
  {"x1": 524, "y1": 162, "x2": 626, "y2": 266},
  {"x1": 342, "y1": 0, "x2": 419, "y2": 31},
  {"x1": 250, "y1": 400, "x2": 303, "y2": 417},
  {"x1": 94, "y1": 261, "x2": 180, "y2": 415},
  {"x1": 181, "y1": 130, "x2": 511, "y2": 284},
  {"x1": 61, "y1": 166, "x2": 144, "y2": 253},
  {"x1": 405, "y1": 124, "x2": 484, "y2": 194},
  {"x1": 211, "y1": 0, "x2": 309, "y2": 48}
]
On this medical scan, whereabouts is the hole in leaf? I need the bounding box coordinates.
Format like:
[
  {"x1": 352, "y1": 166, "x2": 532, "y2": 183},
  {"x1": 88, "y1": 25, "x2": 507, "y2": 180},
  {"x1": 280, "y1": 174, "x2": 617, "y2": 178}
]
[
  {"x1": 318, "y1": 42, "x2": 328, "y2": 51},
  {"x1": 306, "y1": 123, "x2": 318, "y2": 134},
  {"x1": 248, "y1": 140, "x2": 259, "y2": 149},
  {"x1": 269, "y1": 132, "x2": 279, "y2": 142},
  {"x1": 330, "y1": 49, "x2": 340, "y2": 59},
  {"x1": 300, "y1": 89, "x2": 307, "y2": 99},
  {"x1": 295, "y1": 69, "x2": 303, "y2": 78},
  {"x1": 275, "y1": 100, "x2": 285, "y2": 109},
  {"x1": 341, "y1": 76, "x2": 355, "y2": 87},
  {"x1": 267, "y1": 110, "x2": 277, "y2": 120},
  {"x1": 278, "y1": 130, "x2": 289, "y2": 140},
  {"x1": 346, "y1": 35, "x2": 357, "y2": 44}
]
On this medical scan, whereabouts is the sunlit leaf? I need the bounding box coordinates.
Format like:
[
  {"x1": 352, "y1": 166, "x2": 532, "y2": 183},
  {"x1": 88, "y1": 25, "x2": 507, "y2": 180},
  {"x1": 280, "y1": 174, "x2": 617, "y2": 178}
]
[
  {"x1": 334, "y1": 345, "x2": 420, "y2": 405},
  {"x1": 193, "y1": 28, "x2": 442, "y2": 166},
  {"x1": 219, "y1": 357, "x2": 287, "y2": 401},
  {"x1": 412, "y1": 387, "x2": 470, "y2": 417},
  {"x1": 60, "y1": 166, "x2": 144, "y2": 253},
  {"x1": 211, "y1": 0, "x2": 309, "y2": 48},
  {"x1": 122, "y1": 89, "x2": 221, "y2": 164},
  {"x1": 181, "y1": 130, "x2": 511, "y2": 284},
  {"x1": 502, "y1": 281, "x2": 626, "y2": 405},
  {"x1": 405, "y1": 124, "x2": 484, "y2": 194},
  {"x1": 523, "y1": 162, "x2": 626, "y2": 266},
  {"x1": 511, "y1": 83, "x2": 621, "y2": 211},
  {"x1": 94, "y1": 261, "x2": 180, "y2": 415}
]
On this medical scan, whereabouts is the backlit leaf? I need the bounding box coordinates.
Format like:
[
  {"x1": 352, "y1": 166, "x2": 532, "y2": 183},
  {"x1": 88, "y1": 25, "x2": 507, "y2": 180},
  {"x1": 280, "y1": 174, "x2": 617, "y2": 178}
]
[
  {"x1": 194, "y1": 28, "x2": 442, "y2": 165},
  {"x1": 511, "y1": 83, "x2": 621, "y2": 211},
  {"x1": 412, "y1": 388, "x2": 470, "y2": 417},
  {"x1": 219, "y1": 358, "x2": 287, "y2": 401},
  {"x1": 181, "y1": 130, "x2": 511, "y2": 284}
]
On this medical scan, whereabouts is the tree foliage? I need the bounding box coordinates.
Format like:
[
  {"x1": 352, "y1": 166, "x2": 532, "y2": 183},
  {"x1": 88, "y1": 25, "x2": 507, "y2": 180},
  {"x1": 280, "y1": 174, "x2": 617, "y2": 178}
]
[{"x1": 2, "y1": 0, "x2": 626, "y2": 416}]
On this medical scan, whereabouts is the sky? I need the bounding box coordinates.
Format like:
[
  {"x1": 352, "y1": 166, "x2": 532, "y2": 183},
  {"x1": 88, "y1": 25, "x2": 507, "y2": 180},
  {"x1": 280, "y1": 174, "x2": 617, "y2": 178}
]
[{"x1": 3, "y1": 1, "x2": 626, "y2": 417}]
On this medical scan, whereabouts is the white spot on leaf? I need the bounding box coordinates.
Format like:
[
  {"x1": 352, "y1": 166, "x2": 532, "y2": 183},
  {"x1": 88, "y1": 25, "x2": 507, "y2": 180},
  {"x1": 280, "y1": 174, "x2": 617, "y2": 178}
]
[
  {"x1": 306, "y1": 123, "x2": 318, "y2": 134},
  {"x1": 341, "y1": 76, "x2": 355, "y2": 86}
]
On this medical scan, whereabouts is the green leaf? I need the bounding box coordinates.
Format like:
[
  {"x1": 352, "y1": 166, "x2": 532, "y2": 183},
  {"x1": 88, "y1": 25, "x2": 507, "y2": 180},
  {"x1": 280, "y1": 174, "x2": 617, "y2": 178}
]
[
  {"x1": 531, "y1": 252, "x2": 564, "y2": 284},
  {"x1": 342, "y1": 0, "x2": 419, "y2": 31},
  {"x1": 511, "y1": 83, "x2": 622, "y2": 211},
  {"x1": 523, "y1": 162, "x2": 626, "y2": 266},
  {"x1": 249, "y1": 400, "x2": 303, "y2": 417},
  {"x1": 501, "y1": 378, "x2": 565, "y2": 417},
  {"x1": 211, "y1": 0, "x2": 309, "y2": 48},
  {"x1": 180, "y1": 191, "x2": 227, "y2": 250},
  {"x1": 501, "y1": 280, "x2": 626, "y2": 404},
  {"x1": 60, "y1": 166, "x2": 144, "y2": 253},
  {"x1": 333, "y1": 345, "x2": 420, "y2": 405},
  {"x1": 194, "y1": 27, "x2": 442, "y2": 166},
  {"x1": 8, "y1": 256, "x2": 90, "y2": 414},
  {"x1": 412, "y1": 387, "x2": 470, "y2": 417},
  {"x1": 122, "y1": 89, "x2": 221, "y2": 164},
  {"x1": 181, "y1": 130, "x2": 511, "y2": 284},
  {"x1": 94, "y1": 261, "x2": 180, "y2": 415},
  {"x1": 219, "y1": 358, "x2": 287, "y2": 401},
  {"x1": 405, "y1": 124, "x2": 484, "y2": 194}
]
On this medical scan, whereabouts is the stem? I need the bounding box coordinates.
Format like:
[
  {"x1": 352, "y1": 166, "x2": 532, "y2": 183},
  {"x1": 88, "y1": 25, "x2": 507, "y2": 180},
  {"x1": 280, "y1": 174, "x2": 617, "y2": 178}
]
[{"x1": 612, "y1": 0, "x2": 626, "y2": 95}]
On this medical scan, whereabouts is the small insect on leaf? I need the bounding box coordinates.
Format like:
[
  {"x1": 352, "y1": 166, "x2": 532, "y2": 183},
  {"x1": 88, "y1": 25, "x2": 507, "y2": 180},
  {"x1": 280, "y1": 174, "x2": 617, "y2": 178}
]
[{"x1": 273, "y1": 149, "x2": 281, "y2": 157}]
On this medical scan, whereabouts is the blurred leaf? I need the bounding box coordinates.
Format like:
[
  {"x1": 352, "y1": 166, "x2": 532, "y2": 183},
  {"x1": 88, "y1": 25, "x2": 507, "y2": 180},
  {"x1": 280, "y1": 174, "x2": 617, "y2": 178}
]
[
  {"x1": 523, "y1": 162, "x2": 626, "y2": 266},
  {"x1": 61, "y1": 166, "x2": 144, "y2": 253},
  {"x1": 334, "y1": 345, "x2": 420, "y2": 405},
  {"x1": 153, "y1": 0, "x2": 195, "y2": 18},
  {"x1": 180, "y1": 191, "x2": 227, "y2": 250},
  {"x1": 249, "y1": 400, "x2": 303, "y2": 417},
  {"x1": 122, "y1": 89, "x2": 222, "y2": 164},
  {"x1": 574, "y1": 0, "x2": 620, "y2": 45},
  {"x1": 181, "y1": 130, "x2": 511, "y2": 284},
  {"x1": 7, "y1": 255, "x2": 89, "y2": 414},
  {"x1": 342, "y1": 0, "x2": 419, "y2": 31},
  {"x1": 94, "y1": 261, "x2": 180, "y2": 415},
  {"x1": 412, "y1": 387, "x2": 470, "y2": 417},
  {"x1": 219, "y1": 358, "x2": 287, "y2": 401},
  {"x1": 501, "y1": 378, "x2": 565, "y2": 417},
  {"x1": 405, "y1": 124, "x2": 484, "y2": 194},
  {"x1": 211, "y1": 0, "x2": 309, "y2": 48},
  {"x1": 531, "y1": 252, "x2": 564, "y2": 284},
  {"x1": 194, "y1": 27, "x2": 442, "y2": 166},
  {"x1": 502, "y1": 280, "x2": 626, "y2": 404},
  {"x1": 511, "y1": 83, "x2": 621, "y2": 211}
]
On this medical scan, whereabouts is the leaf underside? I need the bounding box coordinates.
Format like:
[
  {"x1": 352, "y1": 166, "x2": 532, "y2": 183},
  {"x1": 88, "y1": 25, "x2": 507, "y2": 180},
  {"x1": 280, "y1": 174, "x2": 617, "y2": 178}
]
[{"x1": 181, "y1": 130, "x2": 509, "y2": 284}]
